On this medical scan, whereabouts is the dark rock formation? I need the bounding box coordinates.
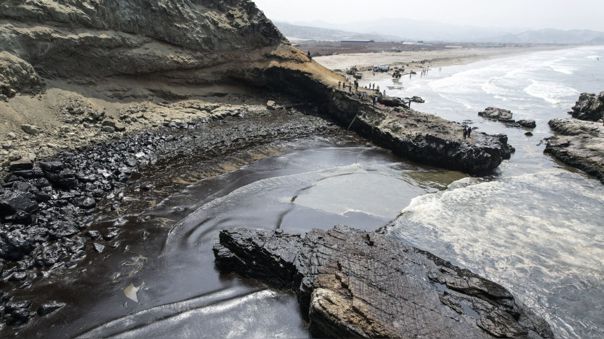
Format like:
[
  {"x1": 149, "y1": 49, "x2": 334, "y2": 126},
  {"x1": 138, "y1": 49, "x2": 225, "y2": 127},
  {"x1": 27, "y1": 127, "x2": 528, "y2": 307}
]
[
  {"x1": 214, "y1": 226, "x2": 553, "y2": 339},
  {"x1": 325, "y1": 92, "x2": 515, "y2": 173},
  {"x1": 478, "y1": 108, "x2": 537, "y2": 129},
  {"x1": 570, "y1": 92, "x2": 604, "y2": 121},
  {"x1": 248, "y1": 66, "x2": 514, "y2": 173},
  {"x1": 546, "y1": 118, "x2": 604, "y2": 183},
  {"x1": 479, "y1": 107, "x2": 515, "y2": 123},
  {"x1": 378, "y1": 96, "x2": 408, "y2": 108},
  {"x1": 517, "y1": 119, "x2": 537, "y2": 129}
]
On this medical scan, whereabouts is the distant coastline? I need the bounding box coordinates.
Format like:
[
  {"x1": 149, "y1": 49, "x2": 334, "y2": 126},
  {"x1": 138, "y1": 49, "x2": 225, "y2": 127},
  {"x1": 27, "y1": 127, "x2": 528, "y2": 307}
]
[{"x1": 313, "y1": 45, "x2": 567, "y2": 72}]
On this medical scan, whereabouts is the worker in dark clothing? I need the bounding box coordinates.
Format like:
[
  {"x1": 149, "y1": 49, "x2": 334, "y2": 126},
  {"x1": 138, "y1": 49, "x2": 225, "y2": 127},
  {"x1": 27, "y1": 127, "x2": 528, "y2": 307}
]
[
  {"x1": 467, "y1": 126, "x2": 472, "y2": 138},
  {"x1": 463, "y1": 126, "x2": 468, "y2": 139},
  {"x1": 307, "y1": 51, "x2": 312, "y2": 59}
]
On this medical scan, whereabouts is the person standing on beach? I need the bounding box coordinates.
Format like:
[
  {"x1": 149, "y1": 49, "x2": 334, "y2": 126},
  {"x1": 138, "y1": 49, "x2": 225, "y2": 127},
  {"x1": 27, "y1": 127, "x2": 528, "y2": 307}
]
[{"x1": 463, "y1": 126, "x2": 467, "y2": 139}]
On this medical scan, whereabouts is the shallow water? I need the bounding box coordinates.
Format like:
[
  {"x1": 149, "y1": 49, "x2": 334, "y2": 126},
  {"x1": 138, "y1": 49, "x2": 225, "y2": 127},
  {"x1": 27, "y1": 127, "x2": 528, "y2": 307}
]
[
  {"x1": 367, "y1": 46, "x2": 604, "y2": 338},
  {"x1": 22, "y1": 138, "x2": 458, "y2": 338}
]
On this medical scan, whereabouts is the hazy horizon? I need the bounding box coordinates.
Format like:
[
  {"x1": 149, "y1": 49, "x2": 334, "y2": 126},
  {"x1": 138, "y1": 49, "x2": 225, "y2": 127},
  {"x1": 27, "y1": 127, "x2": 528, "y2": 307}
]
[{"x1": 253, "y1": 0, "x2": 604, "y2": 32}]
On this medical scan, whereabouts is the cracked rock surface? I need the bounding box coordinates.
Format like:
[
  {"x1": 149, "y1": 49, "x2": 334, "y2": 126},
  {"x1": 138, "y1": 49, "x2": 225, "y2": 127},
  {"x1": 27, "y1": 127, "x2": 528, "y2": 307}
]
[{"x1": 214, "y1": 226, "x2": 553, "y2": 339}]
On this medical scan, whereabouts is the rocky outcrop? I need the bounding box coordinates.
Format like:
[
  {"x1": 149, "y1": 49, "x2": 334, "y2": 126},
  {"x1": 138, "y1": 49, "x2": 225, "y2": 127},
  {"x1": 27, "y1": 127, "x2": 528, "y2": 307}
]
[
  {"x1": 517, "y1": 119, "x2": 536, "y2": 129},
  {"x1": 0, "y1": 52, "x2": 42, "y2": 100},
  {"x1": 479, "y1": 107, "x2": 515, "y2": 123},
  {"x1": 214, "y1": 226, "x2": 553, "y2": 339},
  {"x1": 478, "y1": 107, "x2": 536, "y2": 129},
  {"x1": 545, "y1": 118, "x2": 604, "y2": 183},
  {"x1": 570, "y1": 92, "x2": 604, "y2": 121},
  {"x1": 247, "y1": 67, "x2": 514, "y2": 173},
  {"x1": 326, "y1": 92, "x2": 514, "y2": 173}
]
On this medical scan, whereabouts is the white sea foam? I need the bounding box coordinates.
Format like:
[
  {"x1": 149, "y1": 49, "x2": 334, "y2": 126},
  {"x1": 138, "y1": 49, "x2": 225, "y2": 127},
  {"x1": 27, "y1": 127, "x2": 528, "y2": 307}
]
[
  {"x1": 550, "y1": 64, "x2": 577, "y2": 75},
  {"x1": 523, "y1": 80, "x2": 579, "y2": 105},
  {"x1": 388, "y1": 169, "x2": 604, "y2": 339}
]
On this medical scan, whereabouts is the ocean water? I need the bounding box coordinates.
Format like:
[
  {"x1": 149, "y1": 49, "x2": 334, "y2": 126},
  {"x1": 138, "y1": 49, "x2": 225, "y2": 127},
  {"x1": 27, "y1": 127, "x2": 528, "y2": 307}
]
[{"x1": 367, "y1": 46, "x2": 604, "y2": 338}]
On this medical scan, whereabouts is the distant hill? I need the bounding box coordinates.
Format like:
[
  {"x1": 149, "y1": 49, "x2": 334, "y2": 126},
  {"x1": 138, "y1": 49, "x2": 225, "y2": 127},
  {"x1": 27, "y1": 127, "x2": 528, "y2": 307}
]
[
  {"x1": 286, "y1": 19, "x2": 510, "y2": 43},
  {"x1": 489, "y1": 29, "x2": 604, "y2": 44},
  {"x1": 274, "y1": 22, "x2": 402, "y2": 42},
  {"x1": 277, "y1": 20, "x2": 604, "y2": 45}
]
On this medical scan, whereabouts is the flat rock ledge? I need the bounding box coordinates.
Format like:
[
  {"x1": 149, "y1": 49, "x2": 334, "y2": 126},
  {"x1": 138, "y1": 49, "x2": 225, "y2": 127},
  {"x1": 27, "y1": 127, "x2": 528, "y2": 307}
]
[
  {"x1": 478, "y1": 107, "x2": 536, "y2": 129},
  {"x1": 329, "y1": 93, "x2": 516, "y2": 174},
  {"x1": 546, "y1": 118, "x2": 604, "y2": 183},
  {"x1": 213, "y1": 226, "x2": 553, "y2": 339}
]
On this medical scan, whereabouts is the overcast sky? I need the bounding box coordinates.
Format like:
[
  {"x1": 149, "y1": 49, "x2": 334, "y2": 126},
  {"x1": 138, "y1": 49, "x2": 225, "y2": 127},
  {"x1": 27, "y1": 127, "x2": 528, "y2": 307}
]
[{"x1": 253, "y1": 0, "x2": 603, "y2": 31}]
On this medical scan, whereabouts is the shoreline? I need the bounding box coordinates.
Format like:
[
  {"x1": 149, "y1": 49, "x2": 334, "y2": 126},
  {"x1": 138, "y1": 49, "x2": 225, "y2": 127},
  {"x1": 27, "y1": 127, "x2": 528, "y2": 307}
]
[{"x1": 314, "y1": 46, "x2": 566, "y2": 72}]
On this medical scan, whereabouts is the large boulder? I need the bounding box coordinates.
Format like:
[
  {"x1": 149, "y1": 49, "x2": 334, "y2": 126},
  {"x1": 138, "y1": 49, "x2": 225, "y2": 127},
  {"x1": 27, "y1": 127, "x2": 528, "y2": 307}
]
[
  {"x1": 570, "y1": 92, "x2": 604, "y2": 121},
  {"x1": 517, "y1": 119, "x2": 536, "y2": 129},
  {"x1": 0, "y1": 190, "x2": 38, "y2": 217},
  {"x1": 478, "y1": 107, "x2": 515, "y2": 123},
  {"x1": 545, "y1": 118, "x2": 604, "y2": 183},
  {"x1": 0, "y1": 52, "x2": 42, "y2": 99},
  {"x1": 214, "y1": 226, "x2": 554, "y2": 339}
]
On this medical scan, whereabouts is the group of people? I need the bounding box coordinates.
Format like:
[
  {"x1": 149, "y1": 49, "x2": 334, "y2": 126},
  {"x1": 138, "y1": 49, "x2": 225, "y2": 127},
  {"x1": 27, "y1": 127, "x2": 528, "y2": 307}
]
[
  {"x1": 337, "y1": 80, "x2": 381, "y2": 106},
  {"x1": 367, "y1": 83, "x2": 380, "y2": 91},
  {"x1": 337, "y1": 80, "x2": 370, "y2": 93},
  {"x1": 463, "y1": 125, "x2": 473, "y2": 139}
]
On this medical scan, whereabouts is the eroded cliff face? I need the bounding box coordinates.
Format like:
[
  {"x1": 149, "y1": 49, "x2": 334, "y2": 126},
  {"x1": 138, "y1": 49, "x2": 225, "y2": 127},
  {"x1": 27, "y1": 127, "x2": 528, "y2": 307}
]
[{"x1": 0, "y1": 0, "x2": 286, "y2": 79}]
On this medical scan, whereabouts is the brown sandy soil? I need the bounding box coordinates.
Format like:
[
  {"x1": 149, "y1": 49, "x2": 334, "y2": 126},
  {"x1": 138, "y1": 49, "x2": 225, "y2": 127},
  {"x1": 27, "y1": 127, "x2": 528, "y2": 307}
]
[{"x1": 0, "y1": 79, "x2": 282, "y2": 168}]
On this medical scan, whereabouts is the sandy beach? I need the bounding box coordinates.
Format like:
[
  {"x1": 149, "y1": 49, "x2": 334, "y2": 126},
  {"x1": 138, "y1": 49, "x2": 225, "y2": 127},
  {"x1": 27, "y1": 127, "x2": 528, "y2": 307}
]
[{"x1": 314, "y1": 46, "x2": 559, "y2": 71}]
